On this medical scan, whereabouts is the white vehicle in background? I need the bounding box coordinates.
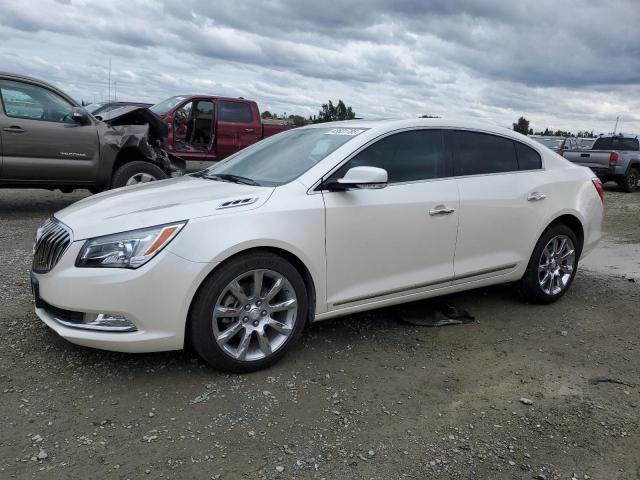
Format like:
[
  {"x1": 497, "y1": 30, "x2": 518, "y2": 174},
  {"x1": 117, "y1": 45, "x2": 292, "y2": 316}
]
[{"x1": 31, "y1": 119, "x2": 604, "y2": 372}]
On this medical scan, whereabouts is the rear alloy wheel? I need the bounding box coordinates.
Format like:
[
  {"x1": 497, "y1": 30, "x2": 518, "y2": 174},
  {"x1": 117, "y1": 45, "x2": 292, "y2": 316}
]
[
  {"x1": 618, "y1": 167, "x2": 639, "y2": 193},
  {"x1": 519, "y1": 224, "x2": 579, "y2": 304},
  {"x1": 110, "y1": 161, "x2": 167, "y2": 189},
  {"x1": 189, "y1": 252, "x2": 308, "y2": 372}
]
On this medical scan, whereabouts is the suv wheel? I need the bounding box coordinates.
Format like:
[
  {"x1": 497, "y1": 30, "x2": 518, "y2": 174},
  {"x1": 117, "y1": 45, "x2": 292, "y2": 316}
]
[
  {"x1": 618, "y1": 167, "x2": 639, "y2": 193},
  {"x1": 519, "y1": 224, "x2": 579, "y2": 304},
  {"x1": 111, "y1": 161, "x2": 167, "y2": 189},
  {"x1": 189, "y1": 252, "x2": 308, "y2": 372}
]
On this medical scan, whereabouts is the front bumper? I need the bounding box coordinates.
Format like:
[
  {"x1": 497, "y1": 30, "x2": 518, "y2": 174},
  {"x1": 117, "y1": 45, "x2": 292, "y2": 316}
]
[{"x1": 32, "y1": 241, "x2": 215, "y2": 353}]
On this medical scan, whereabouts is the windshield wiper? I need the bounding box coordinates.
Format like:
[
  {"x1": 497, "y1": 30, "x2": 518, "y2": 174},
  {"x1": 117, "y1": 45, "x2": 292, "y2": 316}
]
[{"x1": 201, "y1": 173, "x2": 260, "y2": 186}]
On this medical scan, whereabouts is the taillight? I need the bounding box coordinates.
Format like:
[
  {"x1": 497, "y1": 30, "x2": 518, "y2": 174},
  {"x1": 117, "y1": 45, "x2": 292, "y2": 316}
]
[
  {"x1": 609, "y1": 152, "x2": 619, "y2": 165},
  {"x1": 592, "y1": 177, "x2": 604, "y2": 202}
]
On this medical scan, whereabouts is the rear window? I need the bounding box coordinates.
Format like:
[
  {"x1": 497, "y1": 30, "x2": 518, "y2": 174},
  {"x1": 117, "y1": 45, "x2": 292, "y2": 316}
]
[
  {"x1": 219, "y1": 101, "x2": 253, "y2": 123},
  {"x1": 453, "y1": 131, "x2": 519, "y2": 175},
  {"x1": 592, "y1": 137, "x2": 612, "y2": 150}
]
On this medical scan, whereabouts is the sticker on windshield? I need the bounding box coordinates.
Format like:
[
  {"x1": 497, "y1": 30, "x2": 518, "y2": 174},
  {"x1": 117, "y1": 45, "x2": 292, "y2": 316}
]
[{"x1": 324, "y1": 128, "x2": 365, "y2": 136}]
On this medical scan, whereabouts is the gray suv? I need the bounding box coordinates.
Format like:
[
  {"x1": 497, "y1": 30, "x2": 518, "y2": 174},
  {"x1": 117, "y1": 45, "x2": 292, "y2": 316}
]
[{"x1": 0, "y1": 72, "x2": 174, "y2": 192}]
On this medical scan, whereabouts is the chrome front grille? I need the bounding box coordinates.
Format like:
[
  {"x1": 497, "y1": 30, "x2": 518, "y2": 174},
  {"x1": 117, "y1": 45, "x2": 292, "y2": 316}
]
[{"x1": 32, "y1": 218, "x2": 72, "y2": 273}]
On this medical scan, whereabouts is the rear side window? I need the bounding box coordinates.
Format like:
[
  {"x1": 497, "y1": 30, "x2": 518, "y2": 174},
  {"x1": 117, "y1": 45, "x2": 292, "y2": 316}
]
[
  {"x1": 332, "y1": 129, "x2": 449, "y2": 184},
  {"x1": 592, "y1": 137, "x2": 612, "y2": 150},
  {"x1": 453, "y1": 131, "x2": 518, "y2": 175},
  {"x1": 515, "y1": 142, "x2": 542, "y2": 170},
  {"x1": 219, "y1": 101, "x2": 253, "y2": 123},
  {"x1": 612, "y1": 137, "x2": 639, "y2": 151}
]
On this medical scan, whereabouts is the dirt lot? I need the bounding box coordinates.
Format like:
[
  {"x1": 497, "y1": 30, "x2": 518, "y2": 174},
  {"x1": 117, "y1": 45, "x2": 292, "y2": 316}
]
[{"x1": 1, "y1": 187, "x2": 639, "y2": 480}]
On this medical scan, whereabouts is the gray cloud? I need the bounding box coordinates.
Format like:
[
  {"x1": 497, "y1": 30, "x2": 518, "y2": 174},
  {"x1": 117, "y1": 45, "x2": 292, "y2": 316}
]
[{"x1": 0, "y1": 0, "x2": 638, "y2": 133}]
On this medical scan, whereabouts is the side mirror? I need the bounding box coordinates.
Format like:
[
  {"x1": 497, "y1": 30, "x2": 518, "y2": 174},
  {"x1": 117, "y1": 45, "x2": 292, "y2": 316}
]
[
  {"x1": 326, "y1": 166, "x2": 388, "y2": 191},
  {"x1": 71, "y1": 106, "x2": 91, "y2": 125}
]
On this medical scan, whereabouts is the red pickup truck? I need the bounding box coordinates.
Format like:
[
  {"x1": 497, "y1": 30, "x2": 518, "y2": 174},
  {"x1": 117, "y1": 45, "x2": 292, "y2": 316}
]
[{"x1": 149, "y1": 95, "x2": 292, "y2": 172}]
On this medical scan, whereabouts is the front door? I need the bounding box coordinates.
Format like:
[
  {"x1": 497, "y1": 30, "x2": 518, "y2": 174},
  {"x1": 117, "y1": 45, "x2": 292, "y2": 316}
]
[
  {"x1": 172, "y1": 99, "x2": 216, "y2": 172},
  {"x1": 322, "y1": 129, "x2": 459, "y2": 309},
  {"x1": 0, "y1": 79, "x2": 99, "y2": 183}
]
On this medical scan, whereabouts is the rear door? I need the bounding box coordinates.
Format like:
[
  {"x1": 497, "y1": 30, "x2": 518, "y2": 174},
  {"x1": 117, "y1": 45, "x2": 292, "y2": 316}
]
[
  {"x1": 216, "y1": 100, "x2": 261, "y2": 159},
  {"x1": 0, "y1": 79, "x2": 99, "y2": 183},
  {"x1": 323, "y1": 129, "x2": 459, "y2": 309},
  {"x1": 451, "y1": 130, "x2": 549, "y2": 282}
]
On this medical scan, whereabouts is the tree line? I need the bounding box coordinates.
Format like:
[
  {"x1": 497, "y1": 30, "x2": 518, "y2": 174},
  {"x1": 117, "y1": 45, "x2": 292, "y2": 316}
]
[
  {"x1": 512, "y1": 116, "x2": 598, "y2": 138},
  {"x1": 262, "y1": 99, "x2": 356, "y2": 126}
]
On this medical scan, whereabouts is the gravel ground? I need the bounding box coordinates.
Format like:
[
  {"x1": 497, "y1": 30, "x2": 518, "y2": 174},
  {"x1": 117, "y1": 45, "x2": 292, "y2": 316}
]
[{"x1": 1, "y1": 187, "x2": 639, "y2": 480}]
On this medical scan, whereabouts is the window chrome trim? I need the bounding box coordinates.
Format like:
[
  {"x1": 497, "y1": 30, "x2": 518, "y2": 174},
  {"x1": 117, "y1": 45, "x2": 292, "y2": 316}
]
[{"x1": 308, "y1": 126, "x2": 546, "y2": 194}]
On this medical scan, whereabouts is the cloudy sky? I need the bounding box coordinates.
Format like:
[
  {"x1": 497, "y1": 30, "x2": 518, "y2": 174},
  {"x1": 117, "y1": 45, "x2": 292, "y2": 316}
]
[{"x1": 1, "y1": 0, "x2": 639, "y2": 133}]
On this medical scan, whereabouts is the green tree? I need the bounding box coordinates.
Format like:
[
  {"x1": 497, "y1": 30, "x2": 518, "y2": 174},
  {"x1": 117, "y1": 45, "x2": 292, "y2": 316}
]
[
  {"x1": 512, "y1": 117, "x2": 530, "y2": 135},
  {"x1": 315, "y1": 100, "x2": 356, "y2": 123},
  {"x1": 261, "y1": 111, "x2": 273, "y2": 119}
]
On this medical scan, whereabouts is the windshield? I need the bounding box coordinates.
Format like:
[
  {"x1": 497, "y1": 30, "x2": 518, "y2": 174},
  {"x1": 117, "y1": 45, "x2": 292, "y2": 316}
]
[
  {"x1": 85, "y1": 103, "x2": 104, "y2": 114},
  {"x1": 150, "y1": 96, "x2": 188, "y2": 116},
  {"x1": 532, "y1": 137, "x2": 564, "y2": 149},
  {"x1": 202, "y1": 127, "x2": 367, "y2": 186}
]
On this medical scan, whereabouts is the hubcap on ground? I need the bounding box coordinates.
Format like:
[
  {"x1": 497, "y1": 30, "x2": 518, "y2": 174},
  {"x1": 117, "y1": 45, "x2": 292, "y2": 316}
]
[
  {"x1": 538, "y1": 235, "x2": 576, "y2": 295},
  {"x1": 212, "y1": 269, "x2": 297, "y2": 361},
  {"x1": 126, "y1": 173, "x2": 157, "y2": 186}
]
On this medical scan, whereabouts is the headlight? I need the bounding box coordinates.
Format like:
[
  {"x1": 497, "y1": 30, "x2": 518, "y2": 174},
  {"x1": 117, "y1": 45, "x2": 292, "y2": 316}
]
[{"x1": 76, "y1": 222, "x2": 186, "y2": 269}]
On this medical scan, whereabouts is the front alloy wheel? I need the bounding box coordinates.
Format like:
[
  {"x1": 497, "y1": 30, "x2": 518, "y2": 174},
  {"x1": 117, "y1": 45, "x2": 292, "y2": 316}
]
[
  {"x1": 189, "y1": 252, "x2": 308, "y2": 372},
  {"x1": 213, "y1": 269, "x2": 297, "y2": 361}
]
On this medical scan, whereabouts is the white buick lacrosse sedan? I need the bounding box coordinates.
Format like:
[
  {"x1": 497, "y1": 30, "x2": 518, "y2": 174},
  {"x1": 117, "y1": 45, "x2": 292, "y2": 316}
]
[{"x1": 32, "y1": 119, "x2": 603, "y2": 372}]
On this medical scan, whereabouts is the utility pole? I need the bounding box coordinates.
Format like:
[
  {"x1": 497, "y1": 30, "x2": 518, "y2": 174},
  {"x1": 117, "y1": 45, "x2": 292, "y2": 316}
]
[
  {"x1": 114, "y1": 81, "x2": 117, "y2": 102},
  {"x1": 613, "y1": 115, "x2": 620, "y2": 134},
  {"x1": 108, "y1": 58, "x2": 111, "y2": 103}
]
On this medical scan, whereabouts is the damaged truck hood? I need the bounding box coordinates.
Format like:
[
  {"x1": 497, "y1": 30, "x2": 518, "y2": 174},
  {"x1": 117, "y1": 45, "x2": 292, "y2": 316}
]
[
  {"x1": 97, "y1": 105, "x2": 168, "y2": 139},
  {"x1": 54, "y1": 176, "x2": 275, "y2": 240}
]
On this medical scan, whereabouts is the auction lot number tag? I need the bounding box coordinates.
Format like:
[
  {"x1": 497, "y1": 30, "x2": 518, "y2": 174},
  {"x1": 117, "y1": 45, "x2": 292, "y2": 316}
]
[{"x1": 325, "y1": 128, "x2": 365, "y2": 136}]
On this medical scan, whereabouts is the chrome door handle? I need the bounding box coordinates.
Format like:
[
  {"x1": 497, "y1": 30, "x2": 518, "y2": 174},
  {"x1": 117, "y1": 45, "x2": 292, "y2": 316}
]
[
  {"x1": 429, "y1": 206, "x2": 456, "y2": 216},
  {"x1": 3, "y1": 126, "x2": 25, "y2": 133},
  {"x1": 244, "y1": 128, "x2": 255, "y2": 132},
  {"x1": 527, "y1": 192, "x2": 547, "y2": 201}
]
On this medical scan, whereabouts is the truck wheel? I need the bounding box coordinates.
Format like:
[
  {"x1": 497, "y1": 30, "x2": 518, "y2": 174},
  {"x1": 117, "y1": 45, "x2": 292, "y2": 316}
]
[
  {"x1": 618, "y1": 168, "x2": 639, "y2": 193},
  {"x1": 111, "y1": 161, "x2": 168, "y2": 189},
  {"x1": 518, "y1": 224, "x2": 579, "y2": 304}
]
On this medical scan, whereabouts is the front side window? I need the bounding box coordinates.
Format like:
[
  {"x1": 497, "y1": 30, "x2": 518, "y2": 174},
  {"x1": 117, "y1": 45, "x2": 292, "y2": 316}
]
[
  {"x1": 203, "y1": 127, "x2": 366, "y2": 186},
  {"x1": 0, "y1": 79, "x2": 74, "y2": 123},
  {"x1": 219, "y1": 101, "x2": 253, "y2": 123},
  {"x1": 331, "y1": 129, "x2": 448, "y2": 184},
  {"x1": 453, "y1": 131, "x2": 518, "y2": 175}
]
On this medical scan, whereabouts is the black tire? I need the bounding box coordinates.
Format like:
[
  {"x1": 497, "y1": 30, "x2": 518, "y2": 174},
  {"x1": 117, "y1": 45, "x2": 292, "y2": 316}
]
[
  {"x1": 189, "y1": 252, "x2": 308, "y2": 373},
  {"x1": 110, "y1": 161, "x2": 167, "y2": 189},
  {"x1": 618, "y1": 167, "x2": 639, "y2": 193},
  {"x1": 518, "y1": 224, "x2": 580, "y2": 304}
]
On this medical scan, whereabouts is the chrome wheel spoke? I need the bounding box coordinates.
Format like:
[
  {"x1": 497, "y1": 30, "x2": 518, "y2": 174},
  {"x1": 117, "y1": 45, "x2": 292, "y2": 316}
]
[
  {"x1": 216, "y1": 321, "x2": 243, "y2": 344},
  {"x1": 270, "y1": 298, "x2": 297, "y2": 313},
  {"x1": 263, "y1": 277, "x2": 283, "y2": 303},
  {"x1": 253, "y1": 270, "x2": 264, "y2": 299},
  {"x1": 256, "y1": 330, "x2": 272, "y2": 356},
  {"x1": 560, "y1": 249, "x2": 575, "y2": 260},
  {"x1": 266, "y1": 319, "x2": 293, "y2": 335},
  {"x1": 214, "y1": 305, "x2": 242, "y2": 318},
  {"x1": 229, "y1": 281, "x2": 250, "y2": 303},
  {"x1": 234, "y1": 329, "x2": 252, "y2": 360}
]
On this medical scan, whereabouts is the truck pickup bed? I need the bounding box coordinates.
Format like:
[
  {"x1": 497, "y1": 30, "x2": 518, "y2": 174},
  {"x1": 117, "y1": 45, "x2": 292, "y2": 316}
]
[{"x1": 562, "y1": 135, "x2": 640, "y2": 192}]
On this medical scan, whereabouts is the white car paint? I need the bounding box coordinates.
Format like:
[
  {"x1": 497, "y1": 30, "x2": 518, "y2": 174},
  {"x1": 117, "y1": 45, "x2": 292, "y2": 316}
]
[{"x1": 32, "y1": 118, "x2": 603, "y2": 353}]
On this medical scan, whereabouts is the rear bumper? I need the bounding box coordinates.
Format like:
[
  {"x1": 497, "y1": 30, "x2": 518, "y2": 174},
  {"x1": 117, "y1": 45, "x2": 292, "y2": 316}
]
[{"x1": 32, "y1": 242, "x2": 215, "y2": 353}]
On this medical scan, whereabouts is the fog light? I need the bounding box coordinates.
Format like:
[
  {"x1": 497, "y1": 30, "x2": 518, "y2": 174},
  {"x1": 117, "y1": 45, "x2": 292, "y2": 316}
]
[{"x1": 81, "y1": 313, "x2": 137, "y2": 332}]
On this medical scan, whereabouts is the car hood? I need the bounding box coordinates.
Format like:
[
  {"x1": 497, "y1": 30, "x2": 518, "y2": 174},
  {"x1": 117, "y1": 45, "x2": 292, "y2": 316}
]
[
  {"x1": 55, "y1": 176, "x2": 274, "y2": 240},
  {"x1": 97, "y1": 106, "x2": 168, "y2": 139}
]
